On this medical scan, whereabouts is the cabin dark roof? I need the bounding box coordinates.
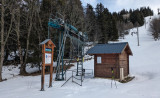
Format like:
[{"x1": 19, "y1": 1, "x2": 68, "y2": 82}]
[{"x1": 86, "y1": 42, "x2": 132, "y2": 55}]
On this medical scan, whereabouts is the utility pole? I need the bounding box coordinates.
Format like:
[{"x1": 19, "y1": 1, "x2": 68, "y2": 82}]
[
  {"x1": 144, "y1": 19, "x2": 146, "y2": 29},
  {"x1": 137, "y1": 27, "x2": 140, "y2": 46}
]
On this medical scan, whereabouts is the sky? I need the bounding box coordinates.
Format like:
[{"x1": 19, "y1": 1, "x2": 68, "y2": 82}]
[{"x1": 81, "y1": 0, "x2": 160, "y2": 14}]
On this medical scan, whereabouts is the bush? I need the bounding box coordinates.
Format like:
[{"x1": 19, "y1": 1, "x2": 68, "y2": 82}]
[{"x1": 149, "y1": 17, "x2": 160, "y2": 41}]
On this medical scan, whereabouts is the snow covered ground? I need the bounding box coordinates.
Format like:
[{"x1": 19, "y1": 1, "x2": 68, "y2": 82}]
[{"x1": 1, "y1": 15, "x2": 160, "y2": 98}]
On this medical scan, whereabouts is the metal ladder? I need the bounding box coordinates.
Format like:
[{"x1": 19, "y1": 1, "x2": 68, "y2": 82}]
[{"x1": 76, "y1": 56, "x2": 83, "y2": 76}]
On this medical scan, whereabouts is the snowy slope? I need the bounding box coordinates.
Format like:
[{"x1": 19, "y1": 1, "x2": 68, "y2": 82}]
[{"x1": 1, "y1": 15, "x2": 160, "y2": 98}]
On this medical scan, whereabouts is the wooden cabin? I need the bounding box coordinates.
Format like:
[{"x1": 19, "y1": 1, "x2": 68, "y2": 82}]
[{"x1": 86, "y1": 42, "x2": 133, "y2": 79}]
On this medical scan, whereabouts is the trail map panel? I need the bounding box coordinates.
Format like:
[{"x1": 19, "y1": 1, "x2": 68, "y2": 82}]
[{"x1": 45, "y1": 53, "x2": 51, "y2": 64}]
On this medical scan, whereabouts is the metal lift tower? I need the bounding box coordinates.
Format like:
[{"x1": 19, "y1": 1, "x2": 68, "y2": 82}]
[{"x1": 48, "y1": 13, "x2": 87, "y2": 82}]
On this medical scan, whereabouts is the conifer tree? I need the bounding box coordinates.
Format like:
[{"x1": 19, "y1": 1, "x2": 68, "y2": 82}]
[{"x1": 85, "y1": 4, "x2": 98, "y2": 42}]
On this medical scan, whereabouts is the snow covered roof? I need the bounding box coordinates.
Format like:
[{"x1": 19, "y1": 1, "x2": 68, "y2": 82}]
[
  {"x1": 40, "y1": 39, "x2": 55, "y2": 46},
  {"x1": 86, "y1": 42, "x2": 132, "y2": 55}
]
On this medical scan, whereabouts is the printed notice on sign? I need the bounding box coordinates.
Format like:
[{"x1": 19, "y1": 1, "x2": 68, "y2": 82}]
[
  {"x1": 97, "y1": 56, "x2": 101, "y2": 64},
  {"x1": 45, "y1": 53, "x2": 51, "y2": 64}
]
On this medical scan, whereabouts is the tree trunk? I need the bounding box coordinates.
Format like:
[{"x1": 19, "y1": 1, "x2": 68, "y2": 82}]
[
  {"x1": 18, "y1": 41, "x2": 26, "y2": 75},
  {"x1": 0, "y1": 46, "x2": 4, "y2": 81},
  {"x1": 23, "y1": 17, "x2": 33, "y2": 71},
  {"x1": 14, "y1": 7, "x2": 27, "y2": 75},
  {"x1": 0, "y1": 0, "x2": 14, "y2": 80},
  {"x1": 0, "y1": 0, "x2": 5, "y2": 82},
  {"x1": 22, "y1": 1, "x2": 35, "y2": 74}
]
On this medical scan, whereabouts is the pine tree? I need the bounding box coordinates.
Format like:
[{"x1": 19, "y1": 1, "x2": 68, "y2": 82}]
[
  {"x1": 95, "y1": 3, "x2": 104, "y2": 43},
  {"x1": 130, "y1": 9, "x2": 144, "y2": 26},
  {"x1": 111, "y1": 17, "x2": 118, "y2": 40},
  {"x1": 85, "y1": 4, "x2": 97, "y2": 42},
  {"x1": 101, "y1": 8, "x2": 111, "y2": 43},
  {"x1": 95, "y1": 3, "x2": 119, "y2": 43}
]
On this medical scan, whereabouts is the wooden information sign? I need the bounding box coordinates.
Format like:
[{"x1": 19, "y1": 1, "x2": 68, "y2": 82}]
[{"x1": 40, "y1": 39, "x2": 55, "y2": 91}]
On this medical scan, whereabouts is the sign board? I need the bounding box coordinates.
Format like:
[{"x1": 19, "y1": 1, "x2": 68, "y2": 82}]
[
  {"x1": 45, "y1": 53, "x2": 51, "y2": 64},
  {"x1": 97, "y1": 56, "x2": 101, "y2": 64},
  {"x1": 45, "y1": 48, "x2": 52, "y2": 52},
  {"x1": 40, "y1": 39, "x2": 55, "y2": 90}
]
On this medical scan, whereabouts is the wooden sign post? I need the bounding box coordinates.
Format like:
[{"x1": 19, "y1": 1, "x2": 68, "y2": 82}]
[{"x1": 40, "y1": 39, "x2": 55, "y2": 91}]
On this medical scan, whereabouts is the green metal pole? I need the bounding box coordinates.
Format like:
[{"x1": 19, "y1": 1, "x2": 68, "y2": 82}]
[{"x1": 61, "y1": 31, "x2": 64, "y2": 80}]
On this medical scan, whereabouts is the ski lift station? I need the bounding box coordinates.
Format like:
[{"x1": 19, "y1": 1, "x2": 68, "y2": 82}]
[
  {"x1": 39, "y1": 12, "x2": 133, "y2": 90},
  {"x1": 86, "y1": 42, "x2": 133, "y2": 80}
]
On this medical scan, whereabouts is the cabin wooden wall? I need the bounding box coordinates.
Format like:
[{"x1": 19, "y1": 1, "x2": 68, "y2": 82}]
[
  {"x1": 94, "y1": 54, "x2": 120, "y2": 78},
  {"x1": 119, "y1": 50, "x2": 129, "y2": 76},
  {"x1": 94, "y1": 52, "x2": 130, "y2": 79}
]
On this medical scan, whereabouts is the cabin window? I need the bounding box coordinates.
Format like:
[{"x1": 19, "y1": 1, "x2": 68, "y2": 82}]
[{"x1": 97, "y1": 56, "x2": 102, "y2": 64}]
